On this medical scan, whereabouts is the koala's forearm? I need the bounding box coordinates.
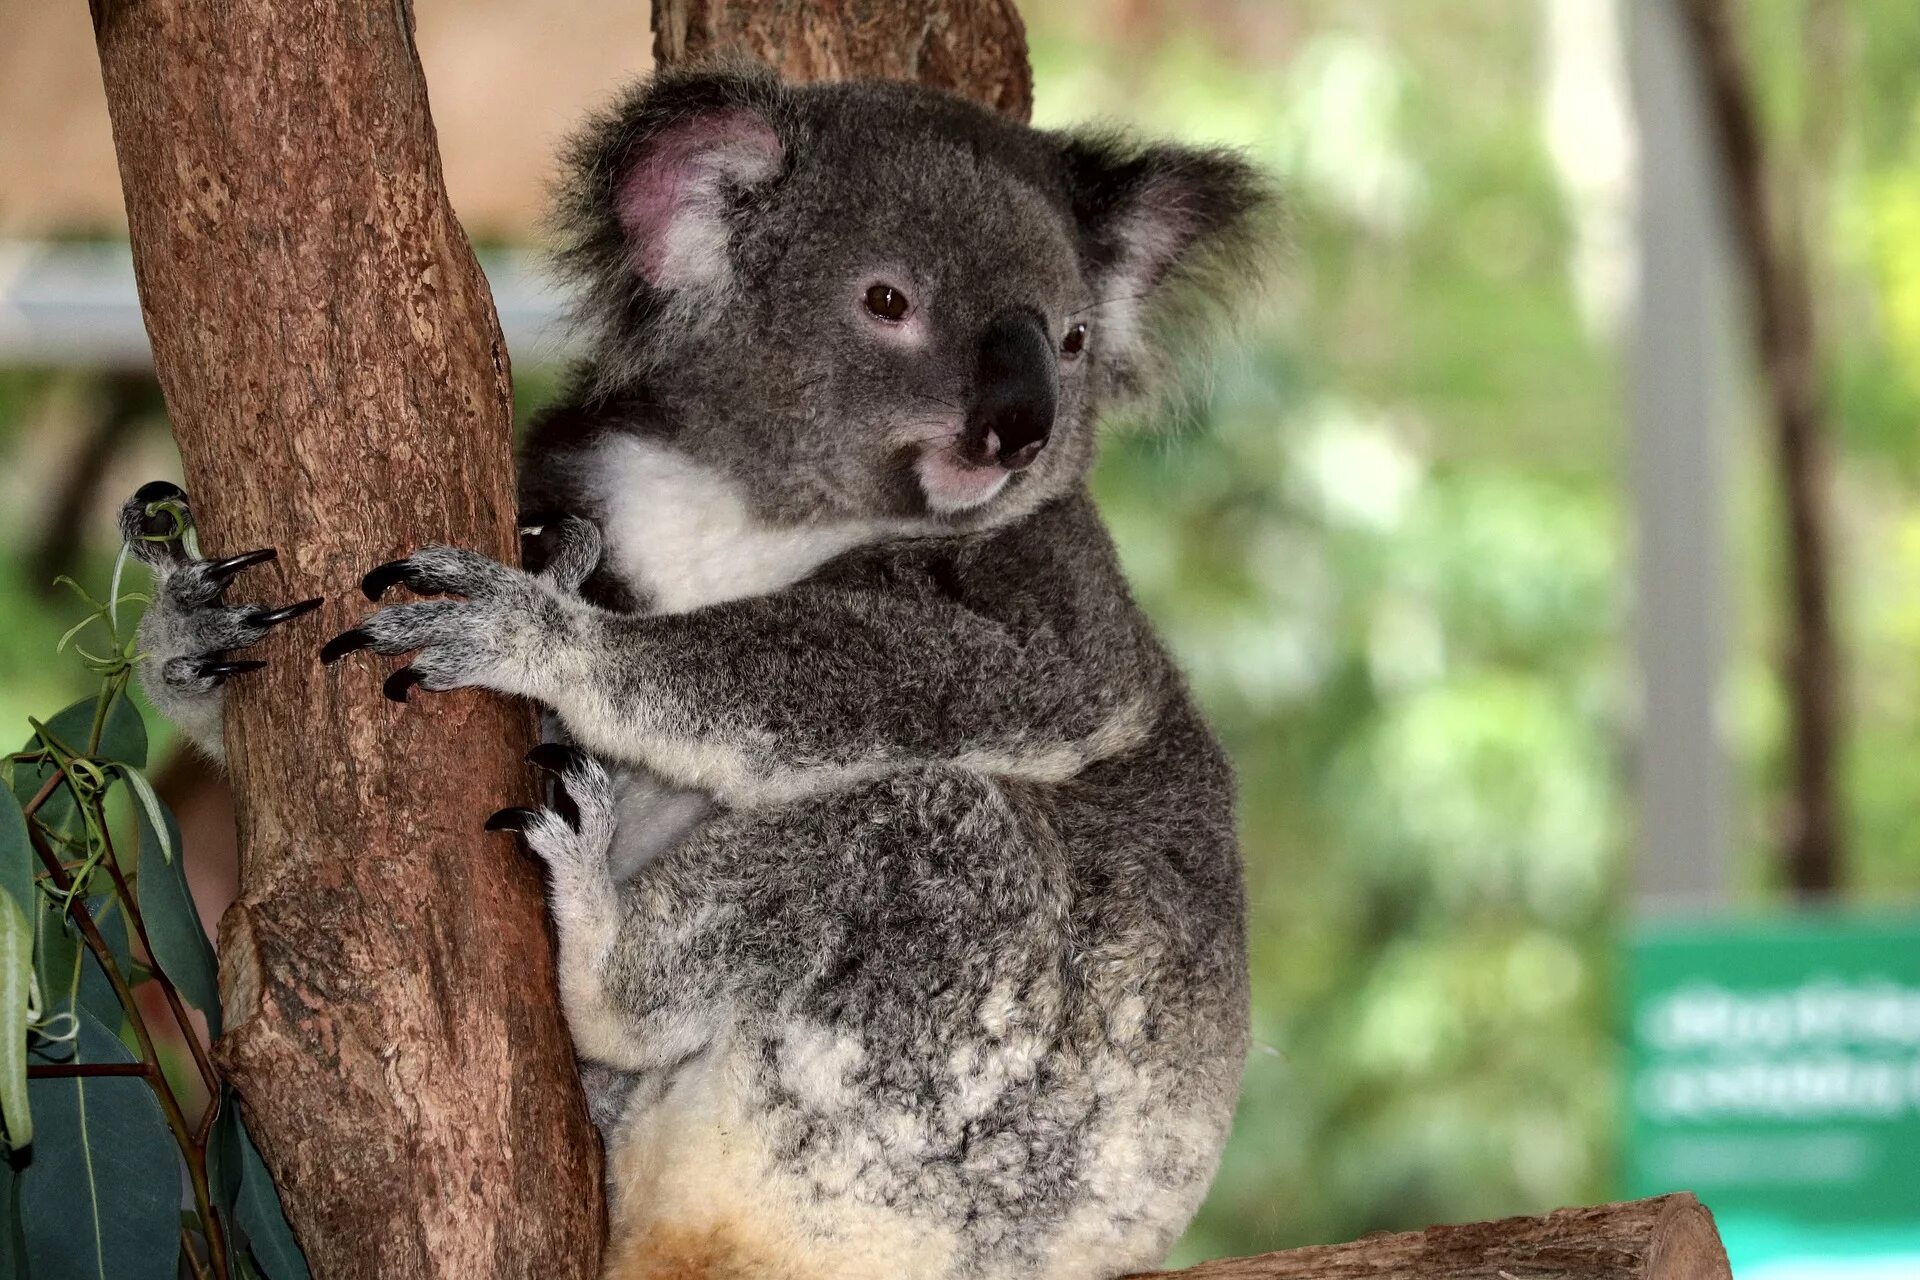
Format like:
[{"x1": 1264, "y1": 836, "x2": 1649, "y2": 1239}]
[{"x1": 542, "y1": 589, "x2": 1158, "y2": 806}]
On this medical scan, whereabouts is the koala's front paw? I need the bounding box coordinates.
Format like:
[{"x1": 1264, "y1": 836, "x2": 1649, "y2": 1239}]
[
  {"x1": 487, "y1": 743, "x2": 618, "y2": 877},
  {"x1": 320, "y1": 518, "x2": 599, "y2": 703},
  {"x1": 119, "y1": 482, "x2": 322, "y2": 746}
]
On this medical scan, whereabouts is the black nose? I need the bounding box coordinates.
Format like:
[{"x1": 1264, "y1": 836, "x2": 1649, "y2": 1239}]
[{"x1": 964, "y1": 306, "x2": 1057, "y2": 470}]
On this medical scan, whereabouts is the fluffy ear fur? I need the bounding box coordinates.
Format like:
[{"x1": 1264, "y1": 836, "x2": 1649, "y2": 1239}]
[
  {"x1": 553, "y1": 62, "x2": 790, "y2": 379},
  {"x1": 1054, "y1": 134, "x2": 1281, "y2": 399}
]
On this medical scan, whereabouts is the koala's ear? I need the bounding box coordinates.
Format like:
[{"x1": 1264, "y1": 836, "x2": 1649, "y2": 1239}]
[
  {"x1": 562, "y1": 64, "x2": 787, "y2": 294},
  {"x1": 1055, "y1": 134, "x2": 1279, "y2": 371}
]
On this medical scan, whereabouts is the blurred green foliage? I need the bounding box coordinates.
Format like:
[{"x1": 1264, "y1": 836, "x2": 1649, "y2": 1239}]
[
  {"x1": 1020, "y1": 0, "x2": 1920, "y2": 1262},
  {"x1": 0, "y1": 0, "x2": 1917, "y2": 1267}
]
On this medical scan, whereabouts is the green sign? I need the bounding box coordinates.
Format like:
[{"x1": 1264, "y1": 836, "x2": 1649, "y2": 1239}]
[{"x1": 1627, "y1": 914, "x2": 1920, "y2": 1278}]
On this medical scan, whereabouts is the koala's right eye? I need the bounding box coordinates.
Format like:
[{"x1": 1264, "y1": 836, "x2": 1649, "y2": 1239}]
[{"x1": 864, "y1": 284, "x2": 911, "y2": 321}]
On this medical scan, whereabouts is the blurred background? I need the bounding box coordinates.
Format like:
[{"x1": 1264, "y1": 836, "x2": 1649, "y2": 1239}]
[{"x1": 3, "y1": 2, "x2": 1917, "y2": 1276}]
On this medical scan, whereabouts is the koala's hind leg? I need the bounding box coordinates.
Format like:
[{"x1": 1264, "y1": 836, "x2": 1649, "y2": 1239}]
[
  {"x1": 491, "y1": 744, "x2": 639, "y2": 1068},
  {"x1": 118, "y1": 481, "x2": 321, "y2": 761}
]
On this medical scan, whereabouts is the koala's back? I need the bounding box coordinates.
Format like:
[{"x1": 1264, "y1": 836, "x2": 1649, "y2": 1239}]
[{"x1": 588, "y1": 497, "x2": 1247, "y2": 1280}]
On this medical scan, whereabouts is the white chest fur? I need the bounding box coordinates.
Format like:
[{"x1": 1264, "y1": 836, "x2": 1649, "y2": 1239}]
[{"x1": 586, "y1": 438, "x2": 890, "y2": 614}]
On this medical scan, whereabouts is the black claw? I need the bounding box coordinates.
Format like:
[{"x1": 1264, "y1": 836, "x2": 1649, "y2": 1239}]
[
  {"x1": 205, "y1": 547, "x2": 277, "y2": 583},
  {"x1": 318, "y1": 628, "x2": 374, "y2": 665},
  {"x1": 383, "y1": 667, "x2": 425, "y2": 703},
  {"x1": 251, "y1": 597, "x2": 324, "y2": 629},
  {"x1": 197, "y1": 658, "x2": 267, "y2": 684},
  {"x1": 485, "y1": 807, "x2": 540, "y2": 833},
  {"x1": 526, "y1": 743, "x2": 590, "y2": 775},
  {"x1": 134, "y1": 480, "x2": 185, "y2": 505},
  {"x1": 362, "y1": 560, "x2": 414, "y2": 601}
]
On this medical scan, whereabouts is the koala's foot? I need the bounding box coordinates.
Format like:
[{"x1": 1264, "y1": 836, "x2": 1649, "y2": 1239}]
[
  {"x1": 488, "y1": 744, "x2": 632, "y2": 1062},
  {"x1": 119, "y1": 481, "x2": 322, "y2": 758},
  {"x1": 489, "y1": 742, "x2": 618, "y2": 886},
  {"x1": 318, "y1": 515, "x2": 601, "y2": 703}
]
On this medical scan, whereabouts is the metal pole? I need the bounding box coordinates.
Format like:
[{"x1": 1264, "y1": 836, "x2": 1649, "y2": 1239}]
[{"x1": 1623, "y1": 0, "x2": 1735, "y2": 905}]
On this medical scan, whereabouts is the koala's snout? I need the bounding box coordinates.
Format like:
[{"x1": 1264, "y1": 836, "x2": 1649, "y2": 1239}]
[{"x1": 964, "y1": 307, "x2": 1058, "y2": 471}]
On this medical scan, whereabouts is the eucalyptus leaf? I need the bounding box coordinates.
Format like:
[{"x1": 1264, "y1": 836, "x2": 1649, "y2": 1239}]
[
  {"x1": 77, "y1": 896, "x2": 130, "y2": 1032},
  {"x1": 131, "y1": 795, "x2": 218, "y2": 1035},
  {"x1": 21, "y1": 1004, "x2": 179, "y2": 1280},
  {"x1": 116, "y1": 767, "x2": 171, "y2": 865},
  {"x1": 12, "y1": 693, "x2": 147, "y2": 838},
  {"x1": 29, "y1": 896, "x2": 128, "y2": 1059},
  {"x1": 0, "y1": 790, "x2": 30, "y2": 921},
  {"x1": 28, "y1": 899, "x2": 82, "y2": 1066},
  {"x1": 233, "y1": 1115, "x2": 309, "y2": 1280},
  {"x1": 205, "y1": 1090, "x2": 244, "y2": 1277},
  {"x1": 0, "y1": 896, "x2": 32, "y2": 1150}
]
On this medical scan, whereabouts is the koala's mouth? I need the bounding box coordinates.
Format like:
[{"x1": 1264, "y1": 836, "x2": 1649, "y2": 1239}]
[{"x1": 916, "y1": 447, "x2": 1015, "y2": 515}]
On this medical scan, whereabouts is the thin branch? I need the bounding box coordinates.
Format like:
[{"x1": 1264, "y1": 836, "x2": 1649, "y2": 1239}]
[
  {"x1": 1679, "y1": 0, "x2": 1844, "y2": 896},
  {"x1": 28, "y1": 819, "x2": 232, "y2": 1280},
  {"x1": 100, "y1": 824, "x2": 221, "y2": 1098},
  {"x1": 180, "y1": 1225, "x2": 215, "y2": 1280}
]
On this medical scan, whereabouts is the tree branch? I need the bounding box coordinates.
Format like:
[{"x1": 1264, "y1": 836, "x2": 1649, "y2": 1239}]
[
  {"x1": 653, "y1": 0, "x2": 1034, "y2": 121},
  {"x1": 86, "y1": 0, "x2": 604, "y2": 1274},
  {"x1": 1679, "y1": 0, "x2": 1844, "y2": 896},
  {"x1": 1142, "y1": 1194, "x2": 1730, "y2": 1280}
]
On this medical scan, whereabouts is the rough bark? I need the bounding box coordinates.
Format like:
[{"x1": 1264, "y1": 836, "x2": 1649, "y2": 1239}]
[
  {"x1": 1679, "y1": 0, "x2": 1844, "y2": 897},
  {"x1": 1143, "y1": 1195, "x2": 1730, "y2": 1280},
  {"x1": 87, "y1": 1, "x2": 604, "y2": 1277},
  {"x1": 653, "y1": 0, "x2": 1033, "y2": 121}
]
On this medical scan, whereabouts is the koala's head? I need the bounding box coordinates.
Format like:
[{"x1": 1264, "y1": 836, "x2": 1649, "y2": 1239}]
[{"x1": 555, "y1": 63, "x2": 1275, "y2": 531}]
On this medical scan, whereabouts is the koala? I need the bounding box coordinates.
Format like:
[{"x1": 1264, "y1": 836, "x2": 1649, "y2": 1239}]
[{"x1": 124, "y1": 63, "x2": 1273, "y2": 1280}]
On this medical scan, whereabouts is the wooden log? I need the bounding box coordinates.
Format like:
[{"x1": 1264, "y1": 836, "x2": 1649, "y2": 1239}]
[
  {"x1": 1140, "y1": 1194, "x2": 1731, "y2": 1280},
  {"x1": 652, "y1": 0, "x2": 1034, "y2": 121},
  {"x1": 86, "y1": 0, "x2": 604, "y2": 1275}
]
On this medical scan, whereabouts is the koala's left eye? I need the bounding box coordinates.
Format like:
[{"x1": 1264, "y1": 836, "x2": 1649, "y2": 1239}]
[
  {"x1": 1061, "y1": 323, "x2": 1089, "y2": 359},
  {"x1": 865, "y1": 284, "x2": 911, "y2": 321}
]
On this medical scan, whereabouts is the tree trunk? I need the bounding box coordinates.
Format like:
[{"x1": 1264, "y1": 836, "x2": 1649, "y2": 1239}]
[
  {"x1": 87, "y1": 1, "x2": 604, "y2": 1276},
  {"x1": 1143, "y1": 1194, "x2": 1730, "y2": 1280},
  {"x1": 1679, "y1": 0, "x2": 1845, "y2": 897},
  {"x1": 653, "y1": 0, "x2": 1034, "y2": 120}
]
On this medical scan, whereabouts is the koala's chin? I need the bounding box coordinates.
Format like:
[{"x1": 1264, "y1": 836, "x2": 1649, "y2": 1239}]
[{"x1": 916, "y1": 447, "x2": 1014, "y2": 515}]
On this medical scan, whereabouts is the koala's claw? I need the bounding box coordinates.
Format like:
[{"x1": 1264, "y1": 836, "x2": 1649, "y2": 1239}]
[
  {"x1": 249, "y1": 597, "x2": 324, "y2": 628},
  {"x1": 204, "y1": 547, "x2": 278, "y2": 582},
  {"x1": 318, "y1": 627, "x2": 374, "y2": 665},
  {"x1": 361, "y1": 559, "x2": 419, "y2": 602},
  {"x1": 488, "y1": 745, "x2": 617, "y2": 877},
  {"x1": 133, "y1": 479, "x2": 186, "y2": 506},
  {"x1": 526, "y1": 742, "x2": 592, "y2": 775},
  {"x1": 196, "y1": 658, "x2": 267, "y2": 683},
  {"x1": 383, "y1": 667, "x2": 426, "y2": 703},
  {"x1": 485, "y1": 806, "x2": 542, "y2": 833}
]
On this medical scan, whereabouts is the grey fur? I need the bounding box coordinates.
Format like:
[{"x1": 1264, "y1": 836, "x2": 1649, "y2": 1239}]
[{"x1": 138, "y1": 65, "x2": 1276, "y2": 1280}]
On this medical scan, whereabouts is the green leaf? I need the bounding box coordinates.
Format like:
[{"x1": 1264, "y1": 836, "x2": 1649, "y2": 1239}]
[
  {"x1": 12, "y1": 693, "x2": 148, "y2": 838},
  {"x1": 30, "y1": 897, "x2": 128, "y2": 1059},
  {"x1": 132, "y1": 795, "x2": 219, "y2": 1036},
  {"x1": 21, "y1": 1004, "x2": 179, "y2": 1280},
  {"x1": 0, "y1": 896, "x2": 32, "y2": 1150},
  {"x1": 116, "y1": 767, "x2": 171, "y2": 865},
  {"x1": 201, "y1": 1094, "x2": 245, "y2": 1280},
  {"x1": 233, "y1": 1115, "x2": 309, "y2": 1280},
  {"x1": 76, "y1": 898, "x2": 129, "y2": 1033},
  {"x1": 0, "y1": 790, "x2": 30, "y2": 921}
]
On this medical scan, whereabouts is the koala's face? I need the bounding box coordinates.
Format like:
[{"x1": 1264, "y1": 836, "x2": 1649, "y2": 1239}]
[{"x1": 558, "y1": 70, "x2": 1272, "y2": 531}]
